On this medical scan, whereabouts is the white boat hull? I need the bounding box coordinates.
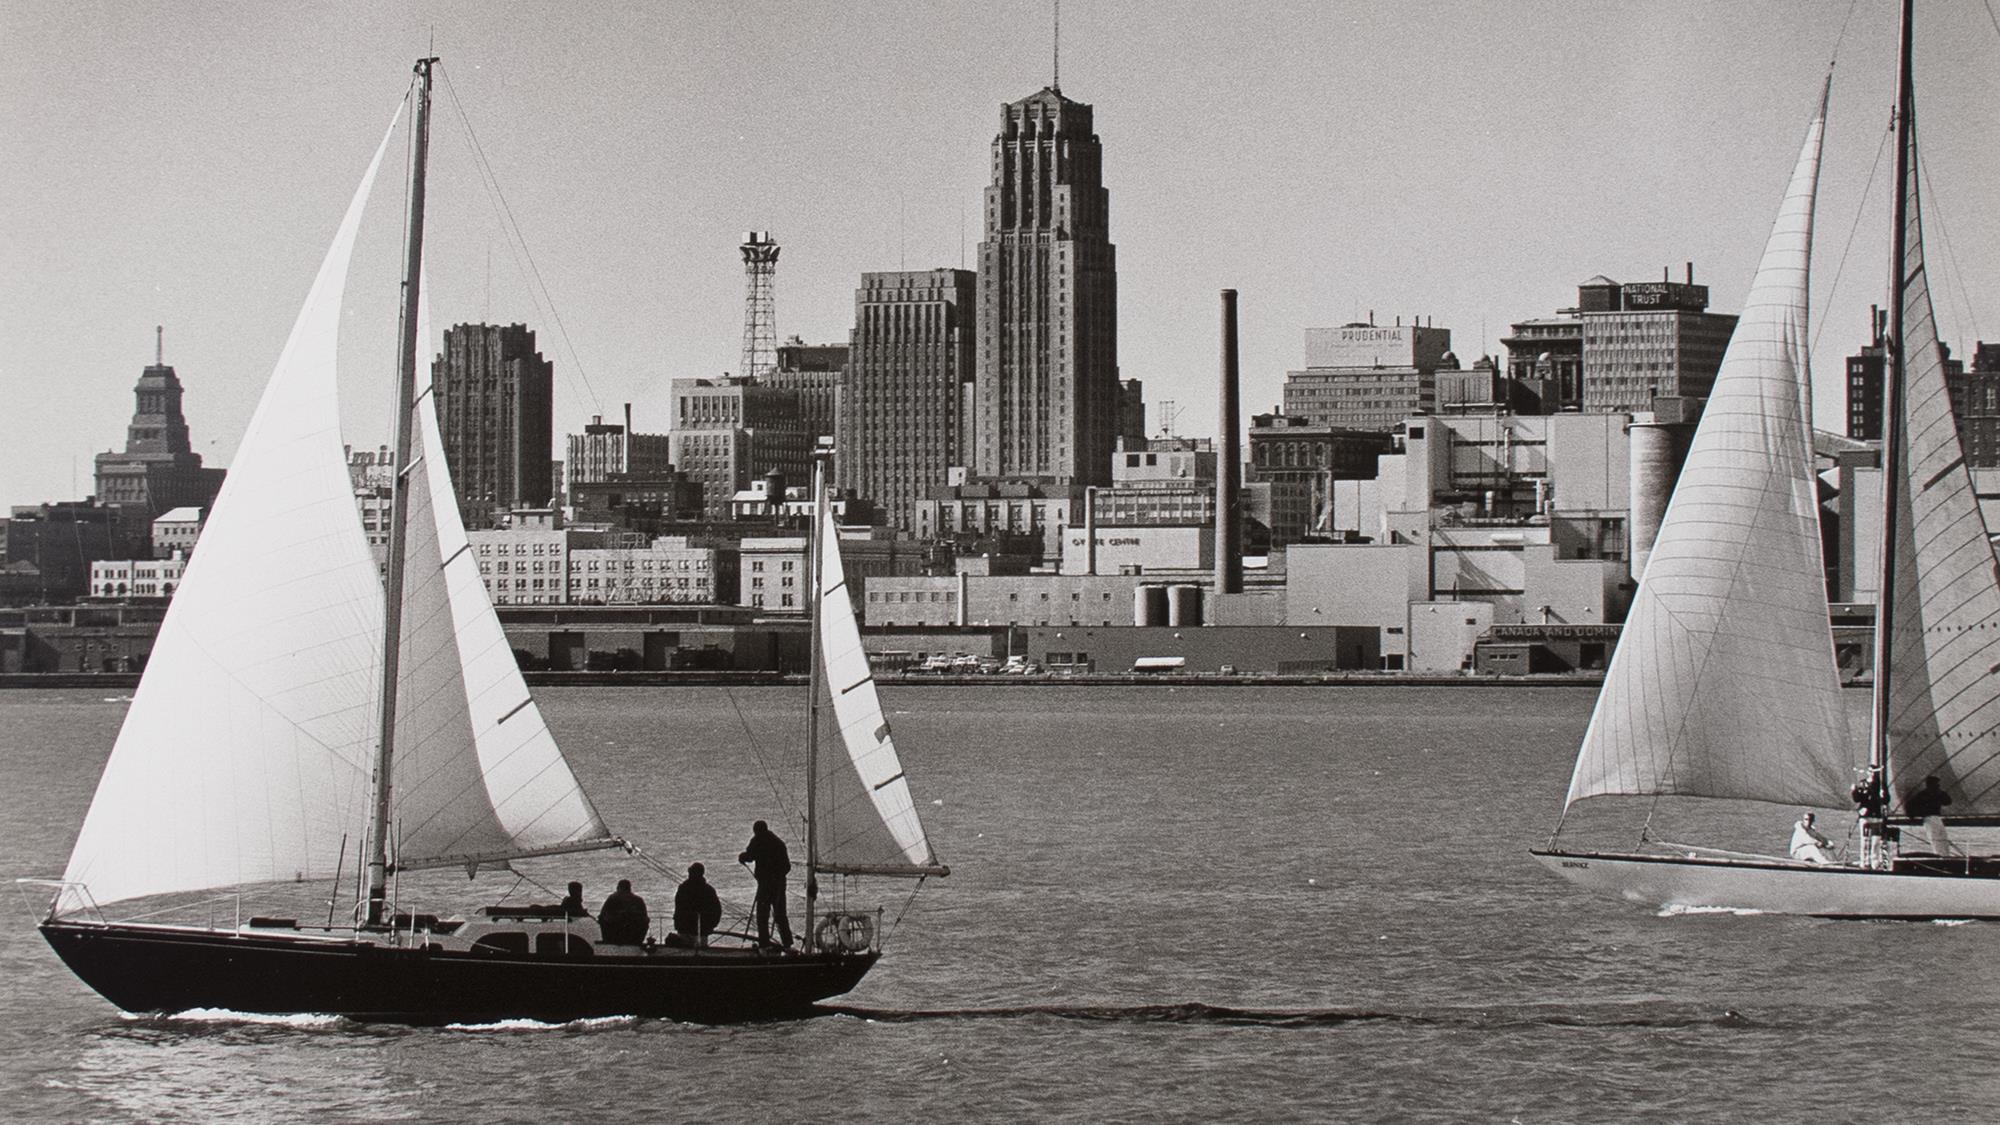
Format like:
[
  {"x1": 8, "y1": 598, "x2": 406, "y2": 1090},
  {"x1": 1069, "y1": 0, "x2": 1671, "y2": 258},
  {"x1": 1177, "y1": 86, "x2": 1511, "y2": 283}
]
[{"x1": 1530, "y1": 848, "x2": 2000, "y2": 920}]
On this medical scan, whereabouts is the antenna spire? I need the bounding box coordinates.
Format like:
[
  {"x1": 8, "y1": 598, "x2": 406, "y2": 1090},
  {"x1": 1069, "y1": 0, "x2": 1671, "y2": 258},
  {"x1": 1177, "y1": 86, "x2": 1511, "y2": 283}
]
[{"x1": 1053, "y1": 0, "x2": 1061, "y2": 93}]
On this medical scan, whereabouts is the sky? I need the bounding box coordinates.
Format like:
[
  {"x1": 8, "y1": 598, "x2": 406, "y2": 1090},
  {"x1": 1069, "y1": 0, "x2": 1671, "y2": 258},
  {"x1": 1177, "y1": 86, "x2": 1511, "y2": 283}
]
[{"x1": 4, "y1": 0, "x2": 2000, "y2": 509}]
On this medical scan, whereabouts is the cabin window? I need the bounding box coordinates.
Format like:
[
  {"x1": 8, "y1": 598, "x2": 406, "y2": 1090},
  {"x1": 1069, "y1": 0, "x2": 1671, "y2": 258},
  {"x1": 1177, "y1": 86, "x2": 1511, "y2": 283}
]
[
  {"x1": 537, "y1": 933, "x2": 592, "y2": 957},
  {"x1": 472, "y1": 932, "x2": 530, "y2": 955}
]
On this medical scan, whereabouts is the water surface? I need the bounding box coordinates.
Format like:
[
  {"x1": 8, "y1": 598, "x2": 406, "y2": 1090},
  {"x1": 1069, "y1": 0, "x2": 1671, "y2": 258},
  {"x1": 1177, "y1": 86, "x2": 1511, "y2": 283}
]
[{"x1": 3, "y1": 685, "x2": 1995, "y2": 1122}]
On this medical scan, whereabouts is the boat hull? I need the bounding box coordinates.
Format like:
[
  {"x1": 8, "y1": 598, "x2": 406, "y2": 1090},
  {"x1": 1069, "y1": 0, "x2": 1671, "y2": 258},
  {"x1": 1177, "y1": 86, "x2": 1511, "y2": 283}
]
[
  {"x1": 1529, "y1": 848, "x2": 2000, "y2": 920},
  {"x1": 40, "y1": 920, "x2": 877, "y2": 1024}
]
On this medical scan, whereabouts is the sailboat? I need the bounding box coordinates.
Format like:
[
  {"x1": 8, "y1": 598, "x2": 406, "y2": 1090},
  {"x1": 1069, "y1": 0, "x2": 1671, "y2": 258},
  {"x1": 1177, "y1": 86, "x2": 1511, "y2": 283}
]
[
  {"x1": 1532, "y1": 0, "x2": 2000, "y2": 919},
  {"x1": 30, "y1": 58, "x2": 945, "y2": 1023}
]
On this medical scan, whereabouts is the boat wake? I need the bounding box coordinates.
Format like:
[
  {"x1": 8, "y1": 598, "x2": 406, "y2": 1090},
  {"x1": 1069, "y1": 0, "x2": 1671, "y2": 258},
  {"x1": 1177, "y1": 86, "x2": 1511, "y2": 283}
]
[
  {"x1": 129, "y1": 1008, "x2": 350, "y2": 1029},
  {"x1": 823, "y1": 1001, "x2": 1757, "y2": 1031},
  {"x1": 1657, "y1": 904, "x2": 1768, "y2": 918},
  {"x1": 444, "y1": 1016, "x2": 641, "y2": 1033}
]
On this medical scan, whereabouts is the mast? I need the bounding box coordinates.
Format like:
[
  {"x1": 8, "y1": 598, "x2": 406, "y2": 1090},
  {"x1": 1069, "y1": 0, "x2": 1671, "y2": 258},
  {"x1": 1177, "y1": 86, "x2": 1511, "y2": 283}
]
[
  {"x1": 1869, "y1": 0, "x2": 1914, "y2": 803},
  {"x1": 366, "y1": 56, "x2": 438, "y2": 927},
  {"x1": 804, "y1": 446, "x2": 830, "y2": 949}
]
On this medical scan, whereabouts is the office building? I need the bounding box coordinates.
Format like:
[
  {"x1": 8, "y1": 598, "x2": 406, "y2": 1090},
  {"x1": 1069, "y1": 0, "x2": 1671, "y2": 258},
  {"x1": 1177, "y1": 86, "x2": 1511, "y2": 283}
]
[
  {"x1": 565, "y1": 412, "x2": 672, "y2": 494},
  {"x1": 93, "y1": 331, "x2": 226, "y2": 524},
  {"x1": 839, "y1": 269, "x2": 977, "y2": 530},
  {"x1": 432, "y1": 323, "x2": 554, "y2": 530},
  {"x1": 1281, "y1": 321, "x2": 1452, "y2": 431},
  {"x1": 767, "y1": 337, "x2": 847, "y2": 449},
  {"x1": 1246, "y1": 415, "x2": 1395, "y2": 547},
  {"x1": 973, "y1": 86, "x2": 1119, "y2": 485},
  {"x1": 1946, "y1": 342, "x2": 1994, "y2": 466},
  {"x1": 1845, "y1": 306, "x2": 1889, "y2": 441},
  {"x1": 667, "y1": 377, "x2": 811, "y2": 520},
  {"x1": 1575, "y1": 270, "x2": 1736, "y2": 410}
]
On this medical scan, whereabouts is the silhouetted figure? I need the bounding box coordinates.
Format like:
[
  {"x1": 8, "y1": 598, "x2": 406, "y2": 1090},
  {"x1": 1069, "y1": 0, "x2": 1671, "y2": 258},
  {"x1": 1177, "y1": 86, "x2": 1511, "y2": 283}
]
[
  {"x1": 1906, "y1": 775, "x2": 1957, "y2": 855},
  {"x1": 1906, "y1": 775, "x2": 1953, "y2": 819},
  {"x1": 738, "y1": 820, "x2": 794, "y2": 948},
  {"x1": 597, "y1": 878, "x2": 650, "y2": 944},
  {"x1": 672, "y1": 862, "x2": 724, "y2": 947},
  {"x1": 560, "y1": 881, "x2": 589, "y2": 919}
]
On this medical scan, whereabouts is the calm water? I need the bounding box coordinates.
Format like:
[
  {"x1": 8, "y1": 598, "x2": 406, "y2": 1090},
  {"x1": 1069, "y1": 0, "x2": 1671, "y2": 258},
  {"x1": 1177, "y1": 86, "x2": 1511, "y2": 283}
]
[{"x1": 4, "y1": 684, "x2": 1999, "y2": 1122}]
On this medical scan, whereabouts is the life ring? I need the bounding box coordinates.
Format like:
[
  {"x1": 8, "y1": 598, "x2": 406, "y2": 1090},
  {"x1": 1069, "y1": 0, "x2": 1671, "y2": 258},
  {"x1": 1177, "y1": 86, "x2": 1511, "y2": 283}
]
[{"x1": 814, "y1": 912, "x2": 875, "y2": 953}]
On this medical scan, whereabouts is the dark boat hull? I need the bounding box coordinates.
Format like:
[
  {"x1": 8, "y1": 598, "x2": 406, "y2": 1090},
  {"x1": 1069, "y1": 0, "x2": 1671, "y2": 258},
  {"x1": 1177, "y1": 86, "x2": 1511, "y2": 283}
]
[{"x1": 41, "y1": 920, "x2": 877, "y2": 1024}]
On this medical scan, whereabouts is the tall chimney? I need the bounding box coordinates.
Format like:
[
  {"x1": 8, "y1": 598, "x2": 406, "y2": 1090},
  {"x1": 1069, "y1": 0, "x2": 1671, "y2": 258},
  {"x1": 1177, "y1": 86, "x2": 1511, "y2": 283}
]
[
  {"x1": 1685, "y1": 261, "x2": 1694, "y2": 285},
  {"x1": 1217, "y1": 289, "x2": 1243, "y2": 597}
]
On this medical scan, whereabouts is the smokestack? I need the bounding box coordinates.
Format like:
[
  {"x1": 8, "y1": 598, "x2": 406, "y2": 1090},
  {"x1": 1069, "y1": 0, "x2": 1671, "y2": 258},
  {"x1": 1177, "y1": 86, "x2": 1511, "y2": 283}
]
[
  {"x1": 1084, "y1": 486, "x2": 1098, "y2": 576},
  {"x1": 1685, "y1": 261, "x2": 1694, "y2": 285},
  {"x1": 1217, "y1": 289, "x2": 1243, "y2": 597}
]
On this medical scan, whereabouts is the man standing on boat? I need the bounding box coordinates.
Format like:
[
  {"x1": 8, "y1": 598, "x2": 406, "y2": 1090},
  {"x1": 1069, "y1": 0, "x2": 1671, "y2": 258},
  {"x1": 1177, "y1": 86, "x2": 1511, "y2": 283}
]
[
  {"x1": 1790, "y1": 812, "x2": 1835, "y2": 864},
  {"x1": 739, "y1": 820, "x2": 794, "y2": 948}
]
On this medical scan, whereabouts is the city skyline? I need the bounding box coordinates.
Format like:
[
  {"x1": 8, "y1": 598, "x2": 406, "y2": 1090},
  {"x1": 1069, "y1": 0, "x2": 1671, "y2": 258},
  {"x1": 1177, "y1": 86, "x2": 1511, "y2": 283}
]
[{"x1": 5, "y1": 1, "x2": 1999, "y2": 510}]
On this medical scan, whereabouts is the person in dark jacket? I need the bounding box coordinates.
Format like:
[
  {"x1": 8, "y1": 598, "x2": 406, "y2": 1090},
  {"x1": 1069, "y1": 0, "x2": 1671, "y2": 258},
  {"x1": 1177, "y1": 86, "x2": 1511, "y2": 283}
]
[
  {"x1": 597, "y1": 878, "x2": 650, "y2": 944},
  {"x1": 560, "y1": 881, "x2": 589, "y2": 919},
  {"x1": 738, "y1": 820, "x2": 794, "y2": 948},
  {"x1": 1906, "y1": 775, "x2": 1953, "y2": 819},
  {"x1": 672, "y1": 862, "x2": 724, "y2": 947}
]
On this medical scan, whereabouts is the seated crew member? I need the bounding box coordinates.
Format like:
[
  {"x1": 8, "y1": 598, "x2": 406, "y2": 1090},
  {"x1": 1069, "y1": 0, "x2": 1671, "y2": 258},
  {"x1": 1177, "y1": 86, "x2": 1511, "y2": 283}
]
[
  {"x1": 560, "y1": 881, "x2": 590, "y2": 919},
  {"x1": 672, "y1": 862, "x2": 724, "y2": 948},
  {"x1": 1790, "y1": 811, "x2": 1835, "y2": 864},
  {"x1": 597, "y1": 878, "x2": 650, "y2": 944}
]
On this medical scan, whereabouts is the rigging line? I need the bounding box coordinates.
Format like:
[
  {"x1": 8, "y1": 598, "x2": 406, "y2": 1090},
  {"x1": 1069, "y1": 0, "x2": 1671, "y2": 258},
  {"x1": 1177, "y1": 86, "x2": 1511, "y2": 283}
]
[
  {"x1": 885, "y1": 876, "x2": 925, "y2": 942},
  {"x1": 723, "y1": 686, "x2": 801, "y2": 828},
  {"x1": 1809, "y1": 119, "x2": 1893, "y2": 354},
  {"x1": 1915, "y1": 151, "x2": 1985, "y2": 347},
  {"x1": 1985, "y1": 0, "x2": 2000, "y2": 43},
  {"x1": 1832, "y1": 0, "x2": 1856, "y2": 69},
  {"x1": 437, "y1": 66, "x2": 602, "y2": 415}
]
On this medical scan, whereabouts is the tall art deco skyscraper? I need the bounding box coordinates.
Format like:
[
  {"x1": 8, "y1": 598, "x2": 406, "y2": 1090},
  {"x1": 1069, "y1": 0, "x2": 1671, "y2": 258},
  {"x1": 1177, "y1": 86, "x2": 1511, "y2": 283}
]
[{"x1": 974, "y1": 86, "x2": 1118, "y2": 486}]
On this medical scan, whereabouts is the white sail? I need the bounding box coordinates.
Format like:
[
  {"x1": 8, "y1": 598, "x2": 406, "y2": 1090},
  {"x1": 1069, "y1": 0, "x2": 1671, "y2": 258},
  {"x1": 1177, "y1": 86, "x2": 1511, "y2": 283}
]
[
  {"x1": 62, "y1": 109, "x2": 405, "y2": 907},
  {"x1": 813, "y1": 500, "x2": 942, "y2": 874},
  {"x1": 1882, "y1": 87, "x2": 2000, "y2": 815},
  {"x1": 1565, "y1": 100, "x2": 1853, "y2": 810},
  {"x1": 387, "y1": 279, "x2": 616, "y2": 872}
]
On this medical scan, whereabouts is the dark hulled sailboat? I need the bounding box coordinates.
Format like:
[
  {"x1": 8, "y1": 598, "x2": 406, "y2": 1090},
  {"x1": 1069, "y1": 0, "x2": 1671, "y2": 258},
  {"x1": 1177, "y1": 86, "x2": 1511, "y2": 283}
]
[{"x1": 33, "y1": 59, "x2": 944, "y2": 1024}]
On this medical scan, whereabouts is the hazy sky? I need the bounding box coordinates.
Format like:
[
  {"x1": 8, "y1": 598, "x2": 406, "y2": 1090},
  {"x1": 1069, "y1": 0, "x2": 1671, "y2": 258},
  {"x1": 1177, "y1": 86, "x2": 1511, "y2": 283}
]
[{"x1": 4, "y1": 0, "x2": 1998, "y2": 509}]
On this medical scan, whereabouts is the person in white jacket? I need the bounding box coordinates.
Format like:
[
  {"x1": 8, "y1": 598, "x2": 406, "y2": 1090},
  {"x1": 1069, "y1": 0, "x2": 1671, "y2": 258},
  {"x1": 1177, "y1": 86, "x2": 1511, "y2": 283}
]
[{"x1": 1790, "y1": 812, "x2": 1834, "y2": 864}]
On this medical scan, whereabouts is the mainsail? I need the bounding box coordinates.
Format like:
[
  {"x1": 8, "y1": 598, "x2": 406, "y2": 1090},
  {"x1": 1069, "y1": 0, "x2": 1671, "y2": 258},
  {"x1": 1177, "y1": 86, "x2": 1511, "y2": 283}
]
[
  {"x1": 62, "y1": 111, "x2": 405, "y2": 907},
  {"x1": 64, "y1": 100, "x2": 620, "y2": 908},
  {"x1": 1881, "y1": 76, "x2": 2000, "y2": 814},
  {"x1": 386, "y1": 279, "x2": 616, "y2": 873},
  {"x1": 1564, "y1": 97, "x2": 1853, "y2": 810},
  {"x1": 811, "y1": 499, "x2": 944, "y2": 875}
]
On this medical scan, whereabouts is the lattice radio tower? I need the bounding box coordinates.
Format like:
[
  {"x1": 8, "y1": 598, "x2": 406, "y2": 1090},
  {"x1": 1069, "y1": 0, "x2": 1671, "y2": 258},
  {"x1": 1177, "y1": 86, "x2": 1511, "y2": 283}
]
[{"x1": 739, "y1": 231, "x2": 780, "y2": 379}]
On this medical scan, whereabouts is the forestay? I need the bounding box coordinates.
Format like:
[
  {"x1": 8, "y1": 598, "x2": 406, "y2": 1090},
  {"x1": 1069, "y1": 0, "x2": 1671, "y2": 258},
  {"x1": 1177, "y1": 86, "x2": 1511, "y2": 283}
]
[
  {"x1": 1882, "y1": 82, "x2": 2000, "y2": 815},
  {"x1": 386, "y1": 278, "x2": 617, "y2": 873},
  {"x1": 812, "y1": 500, "x2": 943, "y2": 875},
  {"x1": 62, "y1": 110, "x2": 405, "y2": 907},
  {"x1": 1564, "y1": 100, "x2": 1854, "y2": 811}
]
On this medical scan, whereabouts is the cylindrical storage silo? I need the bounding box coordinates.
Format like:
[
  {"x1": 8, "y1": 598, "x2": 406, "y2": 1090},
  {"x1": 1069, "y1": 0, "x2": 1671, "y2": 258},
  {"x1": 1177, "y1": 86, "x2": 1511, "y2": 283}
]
[
  {"x1": 1134, "y1": 584, "x2": 1169, "y2": 626},
  {"x1": 1628, "y1": 418, "x2": 1678, "y2": 580},
  {"x1": 1167, "y1": 584, "x2": 1204, "y2": 627}
]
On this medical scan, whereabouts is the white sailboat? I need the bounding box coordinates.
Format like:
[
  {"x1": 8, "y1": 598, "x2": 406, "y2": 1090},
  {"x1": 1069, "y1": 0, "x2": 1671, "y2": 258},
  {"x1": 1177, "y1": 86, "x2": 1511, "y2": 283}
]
[
  {"x1": 1532, "y1": 0, "x2": 2000, "y2": 919},
  {"x1": 32, "y1": 58, "x2": 943, "y2": 1022}
]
